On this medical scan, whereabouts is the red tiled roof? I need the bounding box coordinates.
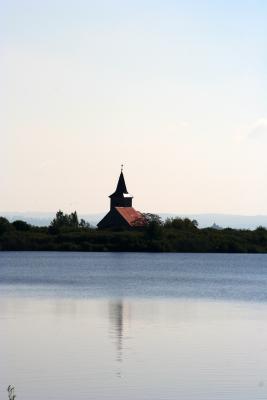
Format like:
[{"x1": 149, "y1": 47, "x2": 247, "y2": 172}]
[{"x1": 115, "y1": 207, "x2": 146, "y2": 227}]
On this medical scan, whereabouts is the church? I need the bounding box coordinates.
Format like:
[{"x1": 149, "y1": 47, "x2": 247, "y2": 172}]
[{"x1": 97, "y1": 167, "x2": 146, "y2": 229}]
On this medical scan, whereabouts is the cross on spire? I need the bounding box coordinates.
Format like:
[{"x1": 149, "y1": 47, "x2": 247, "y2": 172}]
[{"x1": 121, "y1": 164, "x2": 124, "y2": 172}]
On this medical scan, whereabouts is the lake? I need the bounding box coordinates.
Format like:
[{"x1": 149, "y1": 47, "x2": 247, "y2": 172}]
[{"x1": 1, "y1": 252, "x2": 267, "y2": 400}]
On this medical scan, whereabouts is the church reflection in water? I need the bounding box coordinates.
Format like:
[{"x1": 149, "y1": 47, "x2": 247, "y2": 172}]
[{"x1": 108, "y1": 299, "x2": 131, "y2": 371}]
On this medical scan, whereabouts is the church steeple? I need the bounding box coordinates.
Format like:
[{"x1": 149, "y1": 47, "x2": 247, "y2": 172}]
[
  {"x1": 109, "y1": 167, "x2": 133, "y2": 209},
  {"x1": 97, "y1": 166, "x2": 145, "y2": 229},
  {"x1": 110, "y1": 171, "x2": 128, "y2": 197}
]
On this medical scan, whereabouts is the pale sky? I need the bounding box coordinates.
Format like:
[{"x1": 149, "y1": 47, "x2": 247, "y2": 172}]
[{"x1": 1, "y1": 0, "x2": 267, "y2": 215}]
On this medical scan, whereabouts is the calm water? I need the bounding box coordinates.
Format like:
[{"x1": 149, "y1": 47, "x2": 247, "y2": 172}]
[{"x1": 1, "y1": 252, "x2": 267, "y2": 400}]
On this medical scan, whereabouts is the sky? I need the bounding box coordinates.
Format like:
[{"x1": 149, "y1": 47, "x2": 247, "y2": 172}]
[{"x1": 1, "y1": 0, "x2": 267, "y2": 215}]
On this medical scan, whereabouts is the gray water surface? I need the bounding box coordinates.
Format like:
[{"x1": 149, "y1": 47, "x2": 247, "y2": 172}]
[
  {"x1": 1, "y1": 252, "x2": 267, "y2": 301},
  {"x1": 1, "y1": 252, "x2": 267, "y2": 400}
]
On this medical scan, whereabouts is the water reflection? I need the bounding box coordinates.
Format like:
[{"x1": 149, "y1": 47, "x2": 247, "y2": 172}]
[
  {"x1": 2, "y1": 297, "x2": 267, "y2": 400},
  {"x1": 109, "y1": 300, "x2": 124, "y2": 363},
  {"x1": 108, "y1": 300, "x2": 133, "y2": 379}
]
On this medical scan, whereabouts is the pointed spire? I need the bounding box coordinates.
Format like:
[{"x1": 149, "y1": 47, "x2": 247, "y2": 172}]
[
  {"x1": 112, "y1": 170, "x2": 128, "y2": 196},
  {"x1": 109, "y1": 166, "x2": 133, "y2": 209},
  {"x1": 109, "y1": 165, "x2": 133, "y2": 197}
]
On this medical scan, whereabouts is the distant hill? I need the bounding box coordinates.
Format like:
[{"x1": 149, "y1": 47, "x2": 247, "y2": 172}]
[
  {"x1": 159, "y1": 213, "x2": 267, "y2": 230},
  {"x1": 0, "y1": 212, "x2": 104, "y2": 227},
  {"x1": 1, "y1": 211, "x2": 267, "y2": 230}
]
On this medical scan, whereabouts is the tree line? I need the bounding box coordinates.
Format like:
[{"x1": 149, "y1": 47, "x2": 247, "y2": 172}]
[{"x1": 0, "y1": 210, "x2": 267, "y2": 252}]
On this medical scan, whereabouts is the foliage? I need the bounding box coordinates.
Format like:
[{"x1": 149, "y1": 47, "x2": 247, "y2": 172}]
[
  {"x1": 143, "y1": 213, "x2": 163, "y2": 225},
  {"x1": 0, "y1": 217, "x2": 12, "y2": 235},
  {"x1": 0, "y1": 211, "x2": 267, "y2": 253},
  {"x1": 164, "y1": 217, "x2": 198, "y2": 230},
  {"x1": 49, "y1": 210, "x2": 91, "y2": 233},
  {"x1": 12, "y1": 220, "x2": 31, "y2": 231}
]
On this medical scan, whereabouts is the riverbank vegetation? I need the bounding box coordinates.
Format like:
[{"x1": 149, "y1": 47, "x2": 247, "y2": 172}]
[{"x1": 0, "y1": 211, "x2": 267, "y2": 252}]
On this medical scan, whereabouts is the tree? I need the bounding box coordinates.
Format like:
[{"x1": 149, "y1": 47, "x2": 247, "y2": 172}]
[
  {"x1": 143, "y1": 213, "x2": 163, "y2": 239},
  {"x1": 143, "y1": 213, "x2": 163, "y2": 225},
  {"x1": 79, "y1": 219, "x2": 91, "y2": 229},
  {"x1": 49, "y1": 210, "x2": 79, "y2": 233},
  {"x1": 0, "y1": 217, "x2": 11, "y2": 235},
  {"x1": 164, "y1": 217, "x2": 198, "y2": 230},
  {"x1": 12, "y1": 220, "x2": 31, "y2": 231}
]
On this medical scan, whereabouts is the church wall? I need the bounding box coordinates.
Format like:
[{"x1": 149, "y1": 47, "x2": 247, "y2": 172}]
[{"x1": 98, "y1": 208, "x2": 130, "y2": 229}]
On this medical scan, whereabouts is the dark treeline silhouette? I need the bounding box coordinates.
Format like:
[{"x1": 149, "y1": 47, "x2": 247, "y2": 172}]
[{"x1": 0, "y1": 211, "x2": 267, "y2": 252}]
